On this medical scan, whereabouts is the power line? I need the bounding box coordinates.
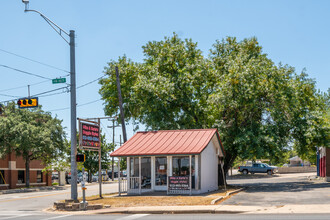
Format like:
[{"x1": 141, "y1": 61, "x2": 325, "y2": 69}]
[
  {"x1": 77, "y1": 75, "x2": 105, "y2": 89},
  {"x1": 0, "y1": 48, "x2": 70, "y2": 73},
  {"x1": 48, "y1": 99, "x2": 102, "y2": 112},
  {"x1": 36, "y1": 75, "x2": 105, "y2": 98},
  {"x1": 38, "y1": 89, "x2": 70, "y2": 98},
  {"x1": 0, "y1": 64, "x2": 52, "y2": 80},
  {"x1": 0, "y1": 74, "x2": 104, "y2": 103},
  {"x1": 0, "y1": 93, "x2": 20, "y2": 98},
  {"x1": 0, "y1": 85, "x2": 69, "y2": 103},
  {"x1": 0, "y1": 79, "x2": 50, "y2": 92},
  {"x1": 32, "y1": 86, "x2": 69, "y2": 96},
  {"x1": 78, "y1": 99, "x2": 101, "y2": 107},
  {"x1": 100, "y1": 122, "x2": 113, "y2": 139}
]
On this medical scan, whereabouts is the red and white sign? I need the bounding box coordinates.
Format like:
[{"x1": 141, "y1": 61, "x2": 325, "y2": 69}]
[{"x1": 79, "y1": 122, "x2": 100, "y2": 149}]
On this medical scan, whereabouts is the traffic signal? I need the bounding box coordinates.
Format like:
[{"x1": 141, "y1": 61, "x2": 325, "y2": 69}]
[
  {"x1": 76, "y1": 154, "x2": 85, "y2": 162},
  {"x1": 17, "y1": 97, "x2": 38, "y2": 108},
  {"x1": 0, "y1": 104, "x2": 3, "y2": 115}
]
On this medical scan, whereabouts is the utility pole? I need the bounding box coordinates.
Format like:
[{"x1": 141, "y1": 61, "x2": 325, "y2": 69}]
[
  {"x1": 69, "y1": 30, "x2": 78, "y2": 201},
  {"x1": 22, "y1": 1, "x2": 78, "y2": 201},
  {"x1": 115, "y1": 67, "x2": 127, "y2": 143},
  {"x1": 107, "y1": 118, "x2": 119, "y2": 181},
  {"x1": 115, "y1": 67, "x2": 127, "y2": 189},
  {"x1": 98, "y1": 118, "x2": 102, "y2": 198}
]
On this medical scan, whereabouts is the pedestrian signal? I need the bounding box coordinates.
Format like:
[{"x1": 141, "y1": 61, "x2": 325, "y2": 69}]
[
  {"x1": 17, "y1": 97, "x2": 38, "y2": 108},
  {"x1": 76, "y1": 154, "x2": 85, "y2": 162}
]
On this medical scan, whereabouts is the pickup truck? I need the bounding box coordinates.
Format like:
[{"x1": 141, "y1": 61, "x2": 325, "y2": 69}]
[{"x1": 238, "y1": 163, "x2": 278, "y2": 175}]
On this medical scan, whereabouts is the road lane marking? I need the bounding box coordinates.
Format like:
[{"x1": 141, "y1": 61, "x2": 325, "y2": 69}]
[
  {"x1": 0, "y1": 211, "x2": 40, "y2": 215},
  {"x1": 0, "y1": 192, "x2": 68, "y2": 203},
  {"x1": 0, "y1": 214, "x2": 31, "y2": 219},
  {"x1": 40, "y1": 214, "x2": 72, "y2": 220},
  {"x1": 117, "y1": 214, "x2": 150, "y2": 220}
]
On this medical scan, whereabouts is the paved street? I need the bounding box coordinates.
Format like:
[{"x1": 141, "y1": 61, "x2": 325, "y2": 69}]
[
  {"x1": 1, "y1": 173, "x2": 330, "y2": 219},
  {"x1": 0, "y1": 213, "x2": 330, "y2": 220},
  {"x1": 0, "y1": 182, "x2": 118, "y2": 212},
  {"x1": 224, "y1": 172, "x2": 330, "y2": 206}
]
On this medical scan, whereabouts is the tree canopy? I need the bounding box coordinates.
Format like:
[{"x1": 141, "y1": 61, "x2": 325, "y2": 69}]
[
  {"x1": 0, "y1": 103, "x2": 66, "y2": 186},
  {"x1": 99, "y1": 34, "x2": 330, "y2": 172}
]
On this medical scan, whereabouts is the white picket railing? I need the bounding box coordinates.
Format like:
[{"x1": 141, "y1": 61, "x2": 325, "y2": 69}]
[
  {"x1": 129, "y1": 177, "x2": 141, "y2": 194},
  {"x1": 119, "y1": 177, "x2": 127, "y2": 193}
]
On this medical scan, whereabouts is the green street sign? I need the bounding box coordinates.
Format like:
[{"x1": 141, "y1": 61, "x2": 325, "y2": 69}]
[{"x1": 52, "y1": 78, "x2": 66, "y2": 84}]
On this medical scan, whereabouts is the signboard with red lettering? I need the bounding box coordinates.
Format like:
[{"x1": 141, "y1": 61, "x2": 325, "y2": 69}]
[{"x1": 79, "y1": 122, "x2": 100, "y2": 149}]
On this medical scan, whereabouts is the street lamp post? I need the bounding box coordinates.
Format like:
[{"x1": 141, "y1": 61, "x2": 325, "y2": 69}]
[{"x1": 22, "y1": 0, "x2": 78, "y2": 200}]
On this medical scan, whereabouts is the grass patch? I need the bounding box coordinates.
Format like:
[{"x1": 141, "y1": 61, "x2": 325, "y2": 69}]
[{"x1": 83, "y1": 188, "x2": 239, "y2": 207}]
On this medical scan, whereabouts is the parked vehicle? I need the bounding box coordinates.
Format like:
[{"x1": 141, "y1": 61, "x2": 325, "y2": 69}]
[
  {"x1": 238, "y1": 163, "x2": 278, "y2": 175},
  {"x1": 93, "y1": 171, "x2": 109, "y2": 182},
  {"x1": 107, "y1": 171, "x2": 118, "y2": 179},
  {"x1": 66, "y1": 171, "x2": 87, "y2": 184}
]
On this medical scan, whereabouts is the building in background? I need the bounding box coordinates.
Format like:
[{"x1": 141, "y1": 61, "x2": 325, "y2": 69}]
[
  {"x1": 0, "y1": 152, "x2": 51, "y2": 190},
  {"x1": 317, "y1": 147, "x2": 330, "y2": 182}
]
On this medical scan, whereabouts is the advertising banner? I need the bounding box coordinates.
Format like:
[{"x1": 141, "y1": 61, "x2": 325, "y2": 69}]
[{"x1": 79, "y1": 122, "x2": 100, "y2": 149}]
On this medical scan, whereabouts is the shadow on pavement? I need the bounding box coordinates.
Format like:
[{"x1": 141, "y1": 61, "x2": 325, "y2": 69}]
[{"x1": 243, "y1": 181, "x2": 330, "y2": 193}]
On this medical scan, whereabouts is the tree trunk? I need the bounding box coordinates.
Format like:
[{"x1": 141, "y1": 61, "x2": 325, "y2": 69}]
[
  {"x1": 223, "y1": 152, "x2": 237, "y2": 177},
  {"x1": 88, "y1": 170, "x2": 92, "y2": 183},
  {"x1": 218, "y1": 164, "x2": 226, "y2": 186},
  {"x1": 25, "y1": 156, "x2": 30, "y2": 187}
]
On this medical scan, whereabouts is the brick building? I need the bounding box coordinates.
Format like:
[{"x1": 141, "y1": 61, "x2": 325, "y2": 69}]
[
  {"x1": 0, "y1": 152, "x2": 52, "y2": 190},
  {"x1": 318, "y1": 147, "x2": 330, "y2": 182}
]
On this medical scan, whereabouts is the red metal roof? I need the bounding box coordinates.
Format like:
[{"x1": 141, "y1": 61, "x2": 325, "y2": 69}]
[{"x1": 110, "y1": 128, "x2": 224, "y2": 157}]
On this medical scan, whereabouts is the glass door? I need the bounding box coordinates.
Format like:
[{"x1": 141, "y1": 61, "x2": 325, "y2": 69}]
[
  {"x1": 141, "y1": 157, "x2": 151, "y2": 189},
  {"x1": 155, "y1": 157, "x2": 167, "y2": 190}
]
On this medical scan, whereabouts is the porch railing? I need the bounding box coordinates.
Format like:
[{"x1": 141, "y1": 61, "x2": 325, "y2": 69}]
[
  {"x1": 119, "y1": 177, "x2": 127, "y2": 193},
  {"x1": 129, "y1": 177, "x2": 141, "y2": 194}
]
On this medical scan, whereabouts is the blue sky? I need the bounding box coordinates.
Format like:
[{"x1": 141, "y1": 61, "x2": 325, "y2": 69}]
[{"x1": 1, "y1": 0, "x2": 329, "y2": 145}]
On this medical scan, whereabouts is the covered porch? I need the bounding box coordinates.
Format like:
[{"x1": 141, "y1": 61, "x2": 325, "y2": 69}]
[
  {"x1": 112, "y1": 129, "x2": 225, "y2": 195},
  {"x1": 118, "y1": 155, "x2": 199, "y2": 195}
]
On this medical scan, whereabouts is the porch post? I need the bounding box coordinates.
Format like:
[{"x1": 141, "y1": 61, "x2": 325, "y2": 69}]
[
  {"x1": 189, "y1": 155, "x2": 192, "y2": 195},
  {"x1": 139, "y1": 157, "x2": 141, "y2": 195},
  {"x1": 195, "y1": 155, "x2": 199, "y2": 190},
  {"x1": 127, "y1": 157, "x2": 130, "y2": 191},
  {"x1": 167, "y1": 156, "x2": 172, "y2": 177},
  {"x1": 151, "y1": 156, "x2": 155, "y2": 191},
  {"x1": 118, "y1": 157, "x2": 121, "y2": 196}
]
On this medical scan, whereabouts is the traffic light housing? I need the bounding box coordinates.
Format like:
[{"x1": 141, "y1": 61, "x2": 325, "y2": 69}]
[
  {"x1": 17, "y1": 97, "x2": 38, "y2": 108},
  {"x1": 76, "y1": 154, "x2": 85, "y2": 162}
]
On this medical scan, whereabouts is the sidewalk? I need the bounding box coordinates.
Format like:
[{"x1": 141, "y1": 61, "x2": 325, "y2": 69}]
[
  {"x1": 0, "y1": 185, "x2": 68, "y2": 195},
  {"x1": 50, "y1": 204, "x2": 330, "y2": 215},
  {"x1": 0, "y1": 181, "x2": 117, "y2": 195}
]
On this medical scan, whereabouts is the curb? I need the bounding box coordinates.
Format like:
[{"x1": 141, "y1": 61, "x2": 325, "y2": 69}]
[
  {"x1": 90, "y1": 208, "x2": 246, "y2": 215},
  {"x1": 0, "y1": 186, "x2": 66, "y2": 195},
  {"x1": 46, "y1": 208, "x2": 245, "y2": 215},
  {"x1": 211, "y1": 188, "x2": 244, "y2": 205}
]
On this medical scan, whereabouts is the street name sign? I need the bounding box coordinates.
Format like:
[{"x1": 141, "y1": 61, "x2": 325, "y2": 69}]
[{"x1": 52, "y1": 78, "x2": 66, "y2": 84}]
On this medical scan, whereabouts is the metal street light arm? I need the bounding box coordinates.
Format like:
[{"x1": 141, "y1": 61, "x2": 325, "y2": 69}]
[{"x1": 24, "y1": 8, "x2": 70, "y2": 44}]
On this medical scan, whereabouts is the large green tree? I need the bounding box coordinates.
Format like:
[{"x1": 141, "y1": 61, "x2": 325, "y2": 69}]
[
  {"x1": 99, "y1": 34, "x2": 330, "y2": 174},
  {"x1": 0, "y1": 103, "x2": 66, "y2": 187}
]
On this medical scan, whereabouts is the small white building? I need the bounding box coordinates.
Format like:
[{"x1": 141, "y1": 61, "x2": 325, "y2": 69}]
[{"x1": 111, "y1": 129, "x2": 225, "y2": 195}]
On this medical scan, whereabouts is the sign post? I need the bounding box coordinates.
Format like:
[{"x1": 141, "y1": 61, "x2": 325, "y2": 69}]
[
  {"x1": 80, "y1": 167, "x2": 88, "y2": 210},
  {"x1": 78, "y1": 118, "x2": 102, "y2": 198}
]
